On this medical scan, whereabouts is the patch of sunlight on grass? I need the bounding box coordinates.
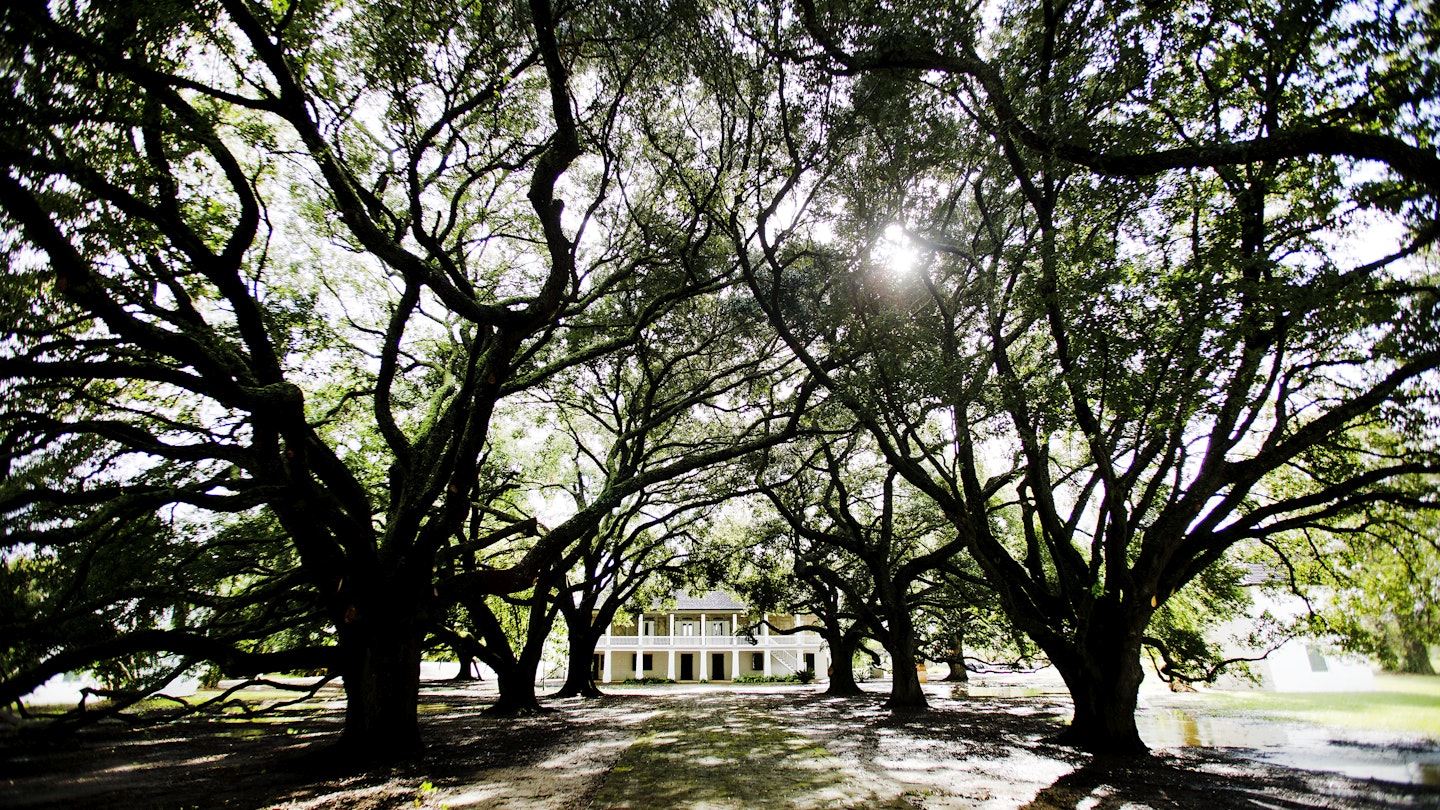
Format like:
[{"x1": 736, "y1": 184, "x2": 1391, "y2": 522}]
[{"x1": 1206, "y1": 674, "x2": 1440, "y2": 738}]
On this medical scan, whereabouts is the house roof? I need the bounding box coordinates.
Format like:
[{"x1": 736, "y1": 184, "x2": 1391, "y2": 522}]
[
  {"x1": 1240, "y1": 563, "x2": 1279, "y2": 586},
  {"x1": 669, "y1": 590, "x2": 749, "y2": 611}
]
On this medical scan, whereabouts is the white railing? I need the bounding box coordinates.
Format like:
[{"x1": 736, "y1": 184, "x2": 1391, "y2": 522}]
[{"x1": 596, "y1": 634, "x2": 815, "y2": 649}]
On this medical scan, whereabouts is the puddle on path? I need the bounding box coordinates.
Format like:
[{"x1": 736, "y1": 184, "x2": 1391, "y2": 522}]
[{"x1": 1138, "y1": 707, "x2": 1440, "y2": 786}]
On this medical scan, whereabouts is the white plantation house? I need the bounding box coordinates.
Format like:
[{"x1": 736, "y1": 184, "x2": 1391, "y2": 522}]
[
  {"x1": 594, "y1": 591, "x2": 829, "y2": 683},
  {"x1": 1209, "y1": 565, "x2": 1375, "y2": 693}
]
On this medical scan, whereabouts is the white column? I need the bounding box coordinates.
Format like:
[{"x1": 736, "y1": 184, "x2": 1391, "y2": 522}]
[
  {"x1": 603, "y1": 650, "x2": 612, "y2": 683},
  {"x1": 762, "y1": 614, "x2": 772, "y2": 676},
  {"x1": 699, "y1": 613, "x2": 709, "y2": 680},
  {"x1": 666, "y1": 614, "x2": 676, "y2": 679},
  {"x1": 731, "y1": 613, "x2": 740, "y2": 680},
  {"x1": 637, "y1": 612, "x2": 645, "y2": 675}
]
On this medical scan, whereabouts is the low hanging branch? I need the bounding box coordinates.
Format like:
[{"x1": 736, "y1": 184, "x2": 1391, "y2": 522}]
[
  {"x1": 1141, "y1": 633, "x2": 1293, "y2": 686},
  {"x1": 0, "y1": 631, "x2": 339, "y2": 707}
]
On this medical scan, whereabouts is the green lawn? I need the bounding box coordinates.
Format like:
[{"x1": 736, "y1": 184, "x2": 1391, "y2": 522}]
[{"x1": 1202, "y1": 673, "x2": 1440, "y2": 738}]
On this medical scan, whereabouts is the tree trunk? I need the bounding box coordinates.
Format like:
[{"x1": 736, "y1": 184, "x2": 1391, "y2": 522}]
[
  {"x1": 824, "y1": 631, "x2": 865, "y2": 697},
  {"x1": 883, "y1": 627, "x2": 927, "y2": 710},
  {"x1": 553, "y1": 629, "x2": 604, "y2": 698},
  {"x1": 940, "y1": 632, "x2": 969, "y2": 682},
  {"x1": 1050, "y1": 608, "x2": 1149, "y2": 754},
  {"x1": 334, "y1": 594, "x2": 426, "y2": 764},
  {"x1": 488, "y1": 660, "x2": 546, "y2": 715},
  {"x1": 487, "y1": 619, "x2": 553, "y2": 715},
  {"x1": 451, "y1": 649, "x2": 479, "y2": 681},
  {"x1": 878, "y1": 583, "x2": 927, "y2": 710},
  {"x1": 1401, "y1": 636, "x2": 1436, "y2": 675}
]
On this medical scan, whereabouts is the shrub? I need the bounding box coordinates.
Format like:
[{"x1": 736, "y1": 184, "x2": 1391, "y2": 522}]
[
  {"x1": 797, "y1": 668, "x2": 816, "y2": 684},
  {"x1": 733, "y1": 674, "x2": 801, "y2": 684},
  {"x1": 620, "y1": 677, "x2": 677, "y2": 685}
]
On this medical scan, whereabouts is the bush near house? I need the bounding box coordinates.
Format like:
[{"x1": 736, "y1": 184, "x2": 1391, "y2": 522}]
[{"x1": 733, "y1": 674, "x2": 803, "y2": 684}]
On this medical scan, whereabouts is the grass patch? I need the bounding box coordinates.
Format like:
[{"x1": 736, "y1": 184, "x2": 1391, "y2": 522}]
[{"x1": 1204, "y1": 673, "x2": 1440, "y2": 738}]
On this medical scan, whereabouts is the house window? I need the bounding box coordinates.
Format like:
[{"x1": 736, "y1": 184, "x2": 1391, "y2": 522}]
[
  {"x1": 1307, "y1": 647, "x2": 1328, "y2": 672},
  {"x1": 680, "y1": 621, "x2": 696, "y2": 636},
  {"x1": 644, "y1": 653, "x2": 653, "y2": 671},
  {"x1": 752, "y1": 652, "x2": 763, "y2": 671},
  {"x1": 633, "y1": 653, "x2": 653, "y2": 672}
]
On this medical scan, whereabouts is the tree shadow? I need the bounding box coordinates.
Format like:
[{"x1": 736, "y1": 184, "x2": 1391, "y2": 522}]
[{"x1": 1019, "y1": 749, "x2": 1440, "y2": 810}]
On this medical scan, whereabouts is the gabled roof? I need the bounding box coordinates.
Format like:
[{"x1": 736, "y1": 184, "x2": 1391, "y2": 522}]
[{"x1": 669, "y1": 590, "x2": 748, "y2": 611}]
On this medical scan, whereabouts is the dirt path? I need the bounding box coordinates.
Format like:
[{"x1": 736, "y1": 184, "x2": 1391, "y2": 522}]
[{"x1": 589, "y1": 692, "x2": 909, "y2": 809}]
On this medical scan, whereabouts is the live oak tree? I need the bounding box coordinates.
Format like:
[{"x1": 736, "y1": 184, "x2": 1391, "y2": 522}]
[
  {"x1": 434, "y1": 260, "x2": 810, "y2": 711},
  {"x1": 0, "y1": 0, "x2": 759, "y2": 760},
  {"x1": 723, "y1": 0, "x2": 1440, "y2": 752},
  {"x1": 716, "y1": 506, "x2": 878, "y2": 696},
  {"x1": 912, "y1": 564, "x2": 1034, "y2": 684},
  {"x1": 1312, "y1": 512, "x2": 1440, "y2": 675},
  {"x1": 550, "y1": 493, "x2": 696, "y2": 699},
  {"x1": 755, "y1": 426, "x2": 972, "y2": 709},
  {"x1": 1270, "y1": 455, "x2": 1440, "y2": 676}
]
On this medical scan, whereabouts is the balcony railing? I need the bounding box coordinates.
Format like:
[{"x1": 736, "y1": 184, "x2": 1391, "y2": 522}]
[{"x1": 595, "y1": 634, "x2": 815, "y2": 649}]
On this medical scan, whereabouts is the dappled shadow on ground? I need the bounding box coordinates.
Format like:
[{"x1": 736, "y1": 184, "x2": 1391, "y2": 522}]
[
  {"x1": 589, "y1": 692, "x2": 909, "y2": 810},
  {"x1": 773, "y1": 685, "x2": 1440, "y2": 809},
  {"x1": 4, "y1": 681, "x2": 1440, "y2": 809},
  {"x1": 0, "y1": 682, "x2": 651, "y2": 810},
  {"x1": 1016, "y1": 751, "x2": 1439, "y2": 810}
]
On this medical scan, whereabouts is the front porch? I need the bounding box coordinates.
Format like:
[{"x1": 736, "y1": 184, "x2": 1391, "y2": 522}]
[{"x1": 594, "y1": 636, "x2": 822, "y2": 683}]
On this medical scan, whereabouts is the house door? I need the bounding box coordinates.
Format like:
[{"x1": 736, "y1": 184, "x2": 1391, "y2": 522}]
[
  {"x1": 680, "y1": 654, "x2": 694, "y2": 681},
  {"x1": 592, "y1": 655, "x2": 603, "y2": 679},
  {"x1": 711, "y1": 653, "x2": 726, "y2": 681}
]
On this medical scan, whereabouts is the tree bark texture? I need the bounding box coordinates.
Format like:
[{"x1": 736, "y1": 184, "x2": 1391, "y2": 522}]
[
  {"x1": 1402, "y1": 636, "x2": 1436, "y2": 675},
  {"x1": 883, "y1": 617, "x2": 928, "y2": 710},
  {"x1": 334, "y1": 590, "x2": 427, "y2": 762},
  {"x1": 940, "y1": 632, "x2": 969, "y2": 682},
  {"x1": 1049, "y1": 606, "x2": 1149, "y2": 754},
  {"x1": 553, "y1": 629, "x2": 605, "y2": 698},
  {"x1": 488, "y1": 663, "x2": 546, "y2": 715},
  {"x1": 823, "y1": 631, "x2": 866, "y2": 697}
]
